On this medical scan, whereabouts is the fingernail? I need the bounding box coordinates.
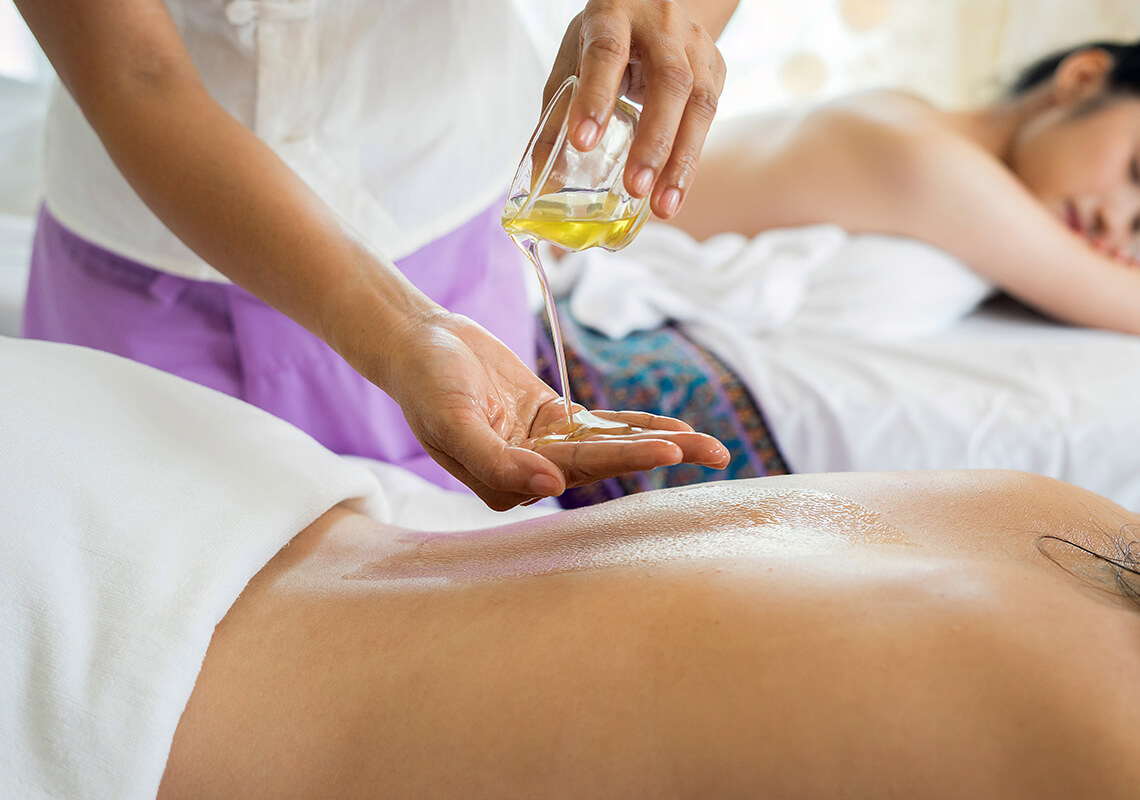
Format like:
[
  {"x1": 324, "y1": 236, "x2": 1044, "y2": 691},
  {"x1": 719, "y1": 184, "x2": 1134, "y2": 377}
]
[
  {"x1": 632, "y1": 167, "x2": 654, "y2": 196},
  {"x1": 660, "y1": 188, "x2": 682, "y2": 217},
  {"x1": 529, "y1": 474, "x2": 561, "y2": 496},
  {"x1": 575, "y1": 119, "x2": 599, "y2": 149}
]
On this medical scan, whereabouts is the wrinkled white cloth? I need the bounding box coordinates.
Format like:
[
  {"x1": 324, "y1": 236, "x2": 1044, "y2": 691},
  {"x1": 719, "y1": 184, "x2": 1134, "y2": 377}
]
[
  {"x1": 0, "y1": 337, "x2": 387, "y2": 799},
  {"x1": 562, "y1": 223, "x2": 996, "y2": 341},
  {"x1": 348, "y1": 457, "x2": 556, "y2": 532},
  {"x1": 692, "y1": 297, "x2": 1140, "y2": 509}
]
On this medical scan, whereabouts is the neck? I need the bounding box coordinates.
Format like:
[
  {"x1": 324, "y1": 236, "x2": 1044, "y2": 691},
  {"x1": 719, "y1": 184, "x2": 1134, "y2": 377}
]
[{"x1": 946, "y1": 86, "x2": 1056, "y2": 165}]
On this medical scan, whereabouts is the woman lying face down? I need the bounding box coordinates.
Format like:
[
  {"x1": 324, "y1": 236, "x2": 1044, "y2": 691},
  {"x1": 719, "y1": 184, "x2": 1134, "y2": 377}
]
[
  {"x1": 161, "y1": 468, "x2": 1140, "y2": 799},
  {"x1": 669, "y1": 39, "x2": 1140, "y2": 335}
]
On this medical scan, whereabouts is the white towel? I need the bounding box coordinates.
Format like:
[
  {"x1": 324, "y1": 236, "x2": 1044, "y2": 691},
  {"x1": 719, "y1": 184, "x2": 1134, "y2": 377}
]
[
  {"x1": 0, "y1": 337, "x2": 386, "y2": 800},
  {"x1": 563, "y1": 223, "x2": 996, "y2": 341},
  {"x1": 348, "y1": 456, "x2": 557, "y2": 532}
]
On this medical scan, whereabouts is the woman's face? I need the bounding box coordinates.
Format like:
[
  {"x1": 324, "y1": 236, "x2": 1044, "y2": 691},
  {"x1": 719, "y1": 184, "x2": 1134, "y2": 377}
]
[{"x1": 1008, "y1": 94, "x2": 1140, "y2": 262}]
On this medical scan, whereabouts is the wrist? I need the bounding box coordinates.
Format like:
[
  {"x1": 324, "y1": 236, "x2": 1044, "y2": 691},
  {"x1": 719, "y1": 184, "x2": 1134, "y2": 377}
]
[{"x1": 317, "y1": 244, "x2": 441, "y2": 393}]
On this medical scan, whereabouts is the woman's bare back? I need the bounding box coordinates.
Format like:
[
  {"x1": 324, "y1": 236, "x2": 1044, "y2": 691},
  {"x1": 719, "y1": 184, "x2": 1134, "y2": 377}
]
[
  {"x1": 161, "y1": 469, "x2": 1140, "y2": 799},
  {"x1": 671, "y1": 90, "x2": 953, "y2": 238}
]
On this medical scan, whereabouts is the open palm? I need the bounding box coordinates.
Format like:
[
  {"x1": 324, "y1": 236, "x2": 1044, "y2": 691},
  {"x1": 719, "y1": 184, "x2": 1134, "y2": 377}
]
[{"x1": 379, "y1": 311, "x2": 729, "y2": 510}]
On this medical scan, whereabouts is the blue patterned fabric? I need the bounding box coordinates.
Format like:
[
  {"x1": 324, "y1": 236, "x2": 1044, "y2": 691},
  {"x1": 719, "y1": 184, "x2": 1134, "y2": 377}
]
[{"x1": 536, "y1": 302, "x2": 788, "y2": 508}]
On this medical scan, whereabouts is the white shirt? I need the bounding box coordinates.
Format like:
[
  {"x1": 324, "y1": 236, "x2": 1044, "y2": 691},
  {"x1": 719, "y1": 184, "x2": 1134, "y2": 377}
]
[{"x1": 41, "y1": 0, "x2": 550, "y2": 282}]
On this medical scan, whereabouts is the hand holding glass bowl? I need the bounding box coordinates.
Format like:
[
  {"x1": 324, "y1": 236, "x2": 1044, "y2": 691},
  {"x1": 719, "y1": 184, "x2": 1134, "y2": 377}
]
[
  {"x1": 503, "y1": 75, "x2": 652, "y2": 254},
  {"x1": 502, "y1": 76, "x2": 727, "y2": 472}
]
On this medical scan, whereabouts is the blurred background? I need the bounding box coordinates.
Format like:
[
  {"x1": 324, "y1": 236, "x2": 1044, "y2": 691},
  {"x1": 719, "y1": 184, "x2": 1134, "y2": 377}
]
[
  {"x1": 2, "y1": 0, "x2": 1140, "y2": 331},
  {"x1": 717, "y1": 0, "x2": 1140, "y2": 112},
  {"x1": 521, "y1": 0, "x2": 1140, "y2": 114}
]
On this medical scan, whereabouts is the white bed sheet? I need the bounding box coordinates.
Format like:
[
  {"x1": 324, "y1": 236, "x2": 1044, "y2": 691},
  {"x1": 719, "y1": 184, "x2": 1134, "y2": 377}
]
[{"x1": 690, "y1": 297, "x2": 1140, "y2": 509}]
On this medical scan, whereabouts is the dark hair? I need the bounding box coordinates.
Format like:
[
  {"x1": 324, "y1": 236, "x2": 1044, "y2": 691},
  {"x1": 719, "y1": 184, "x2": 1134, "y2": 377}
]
[
  {"x1": 1037, "y1": 530, "x2": 1140, "y2": 609},
  {"x1": 1011, "y1": 39, "x2": 1140, "y2": 96}
]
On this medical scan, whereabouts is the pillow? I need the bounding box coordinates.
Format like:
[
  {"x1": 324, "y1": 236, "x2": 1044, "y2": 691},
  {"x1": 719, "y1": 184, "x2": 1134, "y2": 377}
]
[{"x1": 563, "y1": 222, "x2": 995, "y2": 341}]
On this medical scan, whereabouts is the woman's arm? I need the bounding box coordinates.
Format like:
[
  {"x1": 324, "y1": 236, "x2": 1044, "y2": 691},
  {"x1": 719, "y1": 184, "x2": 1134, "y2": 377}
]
[
  {"x1": 673, "y1": 96, "x2": 1140, "y2": 335},
  {"x1": 893, "y1": 128, "x2": 1140, "y2": 335}
]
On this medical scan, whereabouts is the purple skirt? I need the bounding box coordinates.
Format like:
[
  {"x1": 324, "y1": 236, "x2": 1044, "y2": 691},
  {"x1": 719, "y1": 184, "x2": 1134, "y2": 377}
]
[{"x1": 22, "y1": 206, "x2": 535, "y2": 493}]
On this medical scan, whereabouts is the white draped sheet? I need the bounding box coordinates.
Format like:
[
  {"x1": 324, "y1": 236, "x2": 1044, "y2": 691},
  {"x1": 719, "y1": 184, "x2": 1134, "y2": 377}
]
[{"x1": 0, "y1": 338, "x2": 389, "y2": 799}]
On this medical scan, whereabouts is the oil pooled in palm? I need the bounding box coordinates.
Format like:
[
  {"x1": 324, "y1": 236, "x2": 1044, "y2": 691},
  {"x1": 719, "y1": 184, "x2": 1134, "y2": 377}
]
[{"x1": 529, "y1": 408, "x2": 644, "y2": 448}]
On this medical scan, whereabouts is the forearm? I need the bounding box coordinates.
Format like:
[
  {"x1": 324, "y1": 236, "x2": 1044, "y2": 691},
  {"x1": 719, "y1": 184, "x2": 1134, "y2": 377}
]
[
  {"x1": 16, "y1": 0, "x2": 434, "y2": 383},
  {"x1": 91, "y1": 74, "x2": 433, "y2": 373},
  {"x1": 900, "y1": 140, "x2": 1140, "y2": 336}
]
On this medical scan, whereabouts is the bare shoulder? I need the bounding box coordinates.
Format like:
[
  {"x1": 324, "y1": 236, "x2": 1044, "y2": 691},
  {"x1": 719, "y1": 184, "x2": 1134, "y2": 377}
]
[
  {"x1": 814, "y1": 90, "x2": 989, "y2": 191},
  {"x1": 705, "y1": 89, "x2": 944, "y2": 155},
  {"x1": 809, "y1": 89, "x2": 944, "y2": 128},
  {"x1": 677, "y1": 89, "x2": 970, "y2": 238}
]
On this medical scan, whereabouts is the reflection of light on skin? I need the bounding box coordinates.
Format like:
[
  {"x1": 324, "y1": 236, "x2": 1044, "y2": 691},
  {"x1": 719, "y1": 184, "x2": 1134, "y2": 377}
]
[{"x1": 348, "y1": 486, "x2": 907, "y2": 586}]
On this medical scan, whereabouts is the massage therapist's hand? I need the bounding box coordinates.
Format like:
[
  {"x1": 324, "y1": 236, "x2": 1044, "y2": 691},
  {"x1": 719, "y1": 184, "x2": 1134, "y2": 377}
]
[
  {"x1": 546, "y1": 0, "x2": 737, "y2": 219},
  {"x1": 369, "y1": 309, "x2": 730, "y2": 511}
]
